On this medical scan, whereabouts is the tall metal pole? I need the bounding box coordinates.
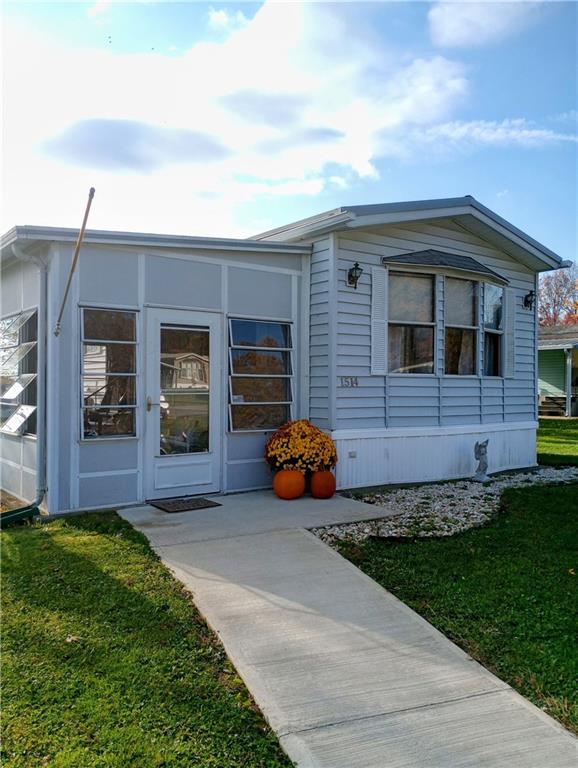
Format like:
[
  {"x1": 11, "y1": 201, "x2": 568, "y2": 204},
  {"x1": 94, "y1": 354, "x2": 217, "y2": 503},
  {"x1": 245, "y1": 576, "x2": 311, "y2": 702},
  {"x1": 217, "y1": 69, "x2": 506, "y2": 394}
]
[{"x1": 54, "y1": 187, "x2": 95, "y2": 337}]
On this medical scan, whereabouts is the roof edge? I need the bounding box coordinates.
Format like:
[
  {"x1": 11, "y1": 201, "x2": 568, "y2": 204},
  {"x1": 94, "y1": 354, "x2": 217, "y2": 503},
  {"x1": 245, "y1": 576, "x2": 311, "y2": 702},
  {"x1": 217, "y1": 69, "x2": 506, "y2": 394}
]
[
  {"x1": 1, "y1": 225, "x2": 310, "y2": 257},
  {"x1": 254, "y1": 196, "x2": 563, "y2": 269}
]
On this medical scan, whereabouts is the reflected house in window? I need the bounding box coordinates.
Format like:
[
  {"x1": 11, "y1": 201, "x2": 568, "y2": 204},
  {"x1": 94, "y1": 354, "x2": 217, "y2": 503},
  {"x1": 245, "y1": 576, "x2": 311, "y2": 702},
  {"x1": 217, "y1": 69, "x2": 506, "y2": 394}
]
[
  {"x1": 161, "y1": 352, "x2": 209, "y2": 390},
  {"x1": 538, "y1": 326, "x2": 578, "y2": 418},
  {"x1": 1, "y1": 196, "x2": 566, "y2": 512}
]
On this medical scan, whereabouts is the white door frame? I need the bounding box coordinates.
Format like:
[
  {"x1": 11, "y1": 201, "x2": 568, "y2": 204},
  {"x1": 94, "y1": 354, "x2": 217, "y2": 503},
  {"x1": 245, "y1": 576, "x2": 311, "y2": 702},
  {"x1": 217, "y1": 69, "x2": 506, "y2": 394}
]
[{"x1": 144, "y1": 307, "x2": 222, "y2": 499}]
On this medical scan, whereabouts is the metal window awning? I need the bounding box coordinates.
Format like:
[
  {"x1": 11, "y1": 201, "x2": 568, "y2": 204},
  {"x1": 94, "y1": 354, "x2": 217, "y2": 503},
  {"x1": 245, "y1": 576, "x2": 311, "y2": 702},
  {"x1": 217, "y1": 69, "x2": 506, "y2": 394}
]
[{"x1": 381, "y1": 250, "x2": 510, "y2": 286}]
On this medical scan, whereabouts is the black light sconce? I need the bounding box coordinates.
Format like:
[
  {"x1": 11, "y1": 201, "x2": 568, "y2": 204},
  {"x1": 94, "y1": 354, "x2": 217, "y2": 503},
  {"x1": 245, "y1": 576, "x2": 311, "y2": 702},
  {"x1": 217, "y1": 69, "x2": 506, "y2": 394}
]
[
  {"x1": 347, "y1": 262, "x2": 363, "y2": 289},
  {"x1": 523, "y1": 290, "x2": 536, "y2": 310}
]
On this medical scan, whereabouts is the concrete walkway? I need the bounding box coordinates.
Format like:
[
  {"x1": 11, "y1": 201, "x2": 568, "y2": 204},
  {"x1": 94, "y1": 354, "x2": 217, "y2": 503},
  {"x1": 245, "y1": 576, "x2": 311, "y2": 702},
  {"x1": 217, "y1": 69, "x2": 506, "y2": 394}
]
[{"x1": 120, "y1": 492, "x2": 577, "y2": 767}]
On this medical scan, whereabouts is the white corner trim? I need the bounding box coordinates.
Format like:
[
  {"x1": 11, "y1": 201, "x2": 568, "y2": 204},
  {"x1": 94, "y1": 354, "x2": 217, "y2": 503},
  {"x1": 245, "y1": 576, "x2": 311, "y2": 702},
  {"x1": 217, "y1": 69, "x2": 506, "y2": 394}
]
[
  {"x1": 328, "y1": 232, "x2": 338, "y2": 430},
  {"x1": 331, "y1": 421, "x2": 538, "y2": 440}
]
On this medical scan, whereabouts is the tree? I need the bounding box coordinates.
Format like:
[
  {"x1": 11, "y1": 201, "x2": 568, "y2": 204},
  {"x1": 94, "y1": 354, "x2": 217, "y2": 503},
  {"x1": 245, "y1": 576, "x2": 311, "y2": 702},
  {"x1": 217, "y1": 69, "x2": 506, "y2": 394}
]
[{"x1": 539, "y1": 261, "x2": 578, "y2": 326}]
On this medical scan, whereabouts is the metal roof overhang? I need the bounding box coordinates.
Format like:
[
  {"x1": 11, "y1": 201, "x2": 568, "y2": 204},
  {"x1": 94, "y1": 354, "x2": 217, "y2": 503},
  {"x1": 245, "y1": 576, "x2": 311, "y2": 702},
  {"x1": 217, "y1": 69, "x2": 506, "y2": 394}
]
[
  {"x1": 538, "y1": 342, "x2": 578, "y2": 351},
  {"x1": 380, "y1": 249, "x2": 510, "y2": 286},
  {"x1": 0, "y1": 225, "x2": 310, "y2": 267},
  {"x1": 254, "y1": 196, "x2": 564, "y2": 273}
]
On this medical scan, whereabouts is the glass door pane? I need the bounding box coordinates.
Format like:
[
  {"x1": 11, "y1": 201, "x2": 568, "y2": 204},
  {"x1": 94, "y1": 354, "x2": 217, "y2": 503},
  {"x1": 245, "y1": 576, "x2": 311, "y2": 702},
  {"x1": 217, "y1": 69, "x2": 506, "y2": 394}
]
[{"x1": 159, "y1": 326, "x2": 209, "y2": 455}]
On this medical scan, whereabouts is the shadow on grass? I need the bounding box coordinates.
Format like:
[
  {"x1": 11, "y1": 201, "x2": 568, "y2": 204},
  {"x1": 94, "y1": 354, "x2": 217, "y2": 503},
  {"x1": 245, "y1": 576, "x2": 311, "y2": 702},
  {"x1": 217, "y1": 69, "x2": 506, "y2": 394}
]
[
  {"x1": 537, "y1": 453, "x2": 578, "y2": 467},
  {"x1": 1, "y1": 512, "x2": 290, "y2": 768}
]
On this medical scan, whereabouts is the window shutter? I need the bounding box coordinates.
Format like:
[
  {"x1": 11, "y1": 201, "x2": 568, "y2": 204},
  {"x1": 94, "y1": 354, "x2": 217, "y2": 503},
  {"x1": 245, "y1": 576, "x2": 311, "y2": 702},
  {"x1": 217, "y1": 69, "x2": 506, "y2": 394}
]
[
  {"x1": 503, "y1": 287, "x2": 516, "y2": 378},
  {"x1": 371, "y1": 267, "x2": 388, "y2": 375}
]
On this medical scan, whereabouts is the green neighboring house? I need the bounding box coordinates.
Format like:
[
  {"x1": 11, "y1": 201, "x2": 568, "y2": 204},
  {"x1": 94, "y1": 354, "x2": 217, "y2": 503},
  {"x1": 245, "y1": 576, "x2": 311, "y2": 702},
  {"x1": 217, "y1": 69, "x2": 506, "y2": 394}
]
[{"x1": 538, "y1": 325, "x2": 578, "y2": 417}]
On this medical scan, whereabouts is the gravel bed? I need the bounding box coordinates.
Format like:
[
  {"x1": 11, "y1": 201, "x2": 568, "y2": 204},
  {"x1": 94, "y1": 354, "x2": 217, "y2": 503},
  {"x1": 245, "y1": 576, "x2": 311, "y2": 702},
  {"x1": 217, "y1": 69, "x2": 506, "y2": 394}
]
[{"x1": 312, "y1": 467, "x2": 578, "y2": 544}]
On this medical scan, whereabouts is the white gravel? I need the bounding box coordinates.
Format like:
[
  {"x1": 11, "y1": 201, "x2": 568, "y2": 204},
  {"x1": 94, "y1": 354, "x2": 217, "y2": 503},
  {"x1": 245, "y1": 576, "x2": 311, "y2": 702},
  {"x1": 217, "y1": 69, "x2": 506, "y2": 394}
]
[{"x1": 312, "y1": 467, "x2": 578, "y2": 544}]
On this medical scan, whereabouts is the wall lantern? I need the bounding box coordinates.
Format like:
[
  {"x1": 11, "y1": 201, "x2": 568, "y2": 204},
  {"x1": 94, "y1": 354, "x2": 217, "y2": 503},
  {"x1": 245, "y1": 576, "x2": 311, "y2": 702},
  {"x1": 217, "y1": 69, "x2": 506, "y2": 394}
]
[
  {"x1": 523, "y1": 290, "x2": 536, "y2": 310},
  {"x1": 347, "y1": 262, "x2": 363, "y2": 289}
]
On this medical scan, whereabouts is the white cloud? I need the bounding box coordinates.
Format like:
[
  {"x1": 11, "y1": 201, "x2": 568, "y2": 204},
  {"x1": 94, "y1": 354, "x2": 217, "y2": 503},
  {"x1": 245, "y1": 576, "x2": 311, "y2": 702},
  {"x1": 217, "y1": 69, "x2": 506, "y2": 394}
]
[
  {"x1": 207, "y1": 7, "x2": 249, "y2": 32},
  {"x1": 1, "y1": 3, "x2": 471, "y2": 235},
  {"x1": 429, "y1": 1, "x2": 542, "y2": 48},
  {"x1": 414, "y1": 118, "x2": 578, "y2": 147},
  {"x1": 1, "y1": 2, "x2": 572, "y2": 237},
  {"x1": 87, "y1": 1, "x2": 110, "y2": 21},
  {"x1": 550, "y1": 109, "x2": 578, "y2": 125}
]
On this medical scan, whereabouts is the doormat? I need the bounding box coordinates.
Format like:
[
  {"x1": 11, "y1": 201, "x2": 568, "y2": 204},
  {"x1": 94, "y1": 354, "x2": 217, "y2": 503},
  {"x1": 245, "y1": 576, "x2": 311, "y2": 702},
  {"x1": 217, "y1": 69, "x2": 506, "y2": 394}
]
[{"x1": 148, "y1": 497, "x2": 222, "y2": 513}]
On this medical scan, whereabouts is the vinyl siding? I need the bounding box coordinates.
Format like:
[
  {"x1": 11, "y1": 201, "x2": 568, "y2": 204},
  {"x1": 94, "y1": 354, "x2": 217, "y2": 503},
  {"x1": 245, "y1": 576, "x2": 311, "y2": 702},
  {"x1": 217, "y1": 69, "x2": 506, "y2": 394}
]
[
  {"x1": 333, "y1": 219, "x2": 537, "y2": 429},
  {"x1": 46, "y1": 241, "x2": 304, "y2": 510},
  {"x1": 0, "y1": 259, "x2": 41, "y2": 505},
  {"x1": 538, "y1": 349, "x2": 566, "y2": 397}
]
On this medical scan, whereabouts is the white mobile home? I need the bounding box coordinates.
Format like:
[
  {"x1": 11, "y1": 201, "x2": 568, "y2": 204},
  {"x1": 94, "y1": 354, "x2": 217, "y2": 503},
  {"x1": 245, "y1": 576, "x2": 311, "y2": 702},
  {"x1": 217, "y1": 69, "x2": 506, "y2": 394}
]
[
  {"x1": 0, "y1": 197, "x2": 566, "y2": 513},
  {"x1": 538, "y1": 326, "x2": 578, "y2": 417}
]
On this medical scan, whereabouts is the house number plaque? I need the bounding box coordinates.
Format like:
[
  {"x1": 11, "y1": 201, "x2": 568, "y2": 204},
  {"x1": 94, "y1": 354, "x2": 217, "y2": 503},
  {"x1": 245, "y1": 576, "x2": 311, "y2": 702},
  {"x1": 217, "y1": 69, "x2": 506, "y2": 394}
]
[{"x1": 339, "y1": 376, "x2": 359, "y2": 388}]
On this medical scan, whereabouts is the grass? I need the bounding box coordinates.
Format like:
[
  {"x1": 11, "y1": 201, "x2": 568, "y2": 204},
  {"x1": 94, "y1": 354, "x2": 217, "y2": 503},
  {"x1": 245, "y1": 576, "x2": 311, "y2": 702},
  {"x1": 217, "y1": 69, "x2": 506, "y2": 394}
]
[
  {"x1": 1, "y1": 512, "x2": 291, "y2": 768},
  {"x1": 337, "y1": 482, "x2": 578, "y2": 734},
  {"x1": 537, "y1": 418, "x2": 578, "y2": 466},
  {"x1": 0, "y1": 490, "x2": 25, "y2": 515}
]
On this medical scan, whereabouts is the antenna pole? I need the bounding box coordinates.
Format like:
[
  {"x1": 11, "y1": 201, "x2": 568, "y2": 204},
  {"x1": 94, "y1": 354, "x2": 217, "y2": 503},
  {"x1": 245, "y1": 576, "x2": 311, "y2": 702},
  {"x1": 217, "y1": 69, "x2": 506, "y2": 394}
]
[{"x1": 54, "y1": 187, "x2": 95, "y2": 337}]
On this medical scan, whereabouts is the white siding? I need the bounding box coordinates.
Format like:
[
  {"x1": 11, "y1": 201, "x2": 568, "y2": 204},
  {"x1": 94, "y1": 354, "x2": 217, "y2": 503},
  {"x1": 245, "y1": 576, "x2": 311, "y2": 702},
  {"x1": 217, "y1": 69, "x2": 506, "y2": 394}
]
[
  {"x1": 334, "y1": 220, "x2": 537, "y2": 429},
  {"x1": 0, "y1": 259, "x2": 41, "y2": 505},
  {"x1": 333, "y1": 423, "x2": 537, "y2": 490}
]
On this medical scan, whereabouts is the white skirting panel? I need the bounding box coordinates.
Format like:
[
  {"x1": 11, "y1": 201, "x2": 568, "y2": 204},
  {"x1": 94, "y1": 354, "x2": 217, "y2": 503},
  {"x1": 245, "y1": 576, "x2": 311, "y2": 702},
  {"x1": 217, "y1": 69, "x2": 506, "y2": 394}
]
[{"x1": 332, "y1": 422, "x2": 538, "y2": 490}]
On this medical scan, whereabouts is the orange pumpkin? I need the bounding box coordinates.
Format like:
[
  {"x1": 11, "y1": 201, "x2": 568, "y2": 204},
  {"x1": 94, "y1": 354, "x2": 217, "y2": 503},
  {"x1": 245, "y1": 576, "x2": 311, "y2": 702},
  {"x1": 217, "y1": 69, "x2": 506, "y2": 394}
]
[
  {"x1": 310, "y1": 470, "x2": 336, "y2": 499},
  {"x1": 273, "y1": 469, "x2": 306, "y2": 500}
]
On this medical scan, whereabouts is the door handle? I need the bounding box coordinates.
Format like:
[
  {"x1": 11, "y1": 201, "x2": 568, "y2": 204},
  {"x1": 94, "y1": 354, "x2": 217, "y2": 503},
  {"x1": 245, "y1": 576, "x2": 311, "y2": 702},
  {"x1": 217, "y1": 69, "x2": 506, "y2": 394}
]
[{"x1": 146, "y1": 396, "x2": 160, "y2": 412}]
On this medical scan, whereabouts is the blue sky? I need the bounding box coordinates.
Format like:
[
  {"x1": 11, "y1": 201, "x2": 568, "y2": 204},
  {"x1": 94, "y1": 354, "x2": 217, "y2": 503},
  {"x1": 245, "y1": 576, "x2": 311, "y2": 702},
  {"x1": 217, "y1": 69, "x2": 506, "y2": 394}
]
[{"x1": 1, "y1": 1, "x2": 576, "y2": 260}]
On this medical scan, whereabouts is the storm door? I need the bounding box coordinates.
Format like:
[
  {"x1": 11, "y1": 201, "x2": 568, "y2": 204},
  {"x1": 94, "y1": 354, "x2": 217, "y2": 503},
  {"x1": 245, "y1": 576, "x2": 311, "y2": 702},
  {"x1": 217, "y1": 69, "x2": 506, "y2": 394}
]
[{"x1": 145, "y1": 308, "x2": 221, "y2": 498}]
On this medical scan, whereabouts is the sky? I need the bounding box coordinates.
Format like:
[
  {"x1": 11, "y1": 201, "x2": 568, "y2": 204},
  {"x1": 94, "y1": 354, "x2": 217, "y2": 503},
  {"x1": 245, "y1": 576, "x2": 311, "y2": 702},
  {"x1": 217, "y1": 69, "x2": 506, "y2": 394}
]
[{"x1": 1, "y1": 1, "x2": 577, "y2": 260}]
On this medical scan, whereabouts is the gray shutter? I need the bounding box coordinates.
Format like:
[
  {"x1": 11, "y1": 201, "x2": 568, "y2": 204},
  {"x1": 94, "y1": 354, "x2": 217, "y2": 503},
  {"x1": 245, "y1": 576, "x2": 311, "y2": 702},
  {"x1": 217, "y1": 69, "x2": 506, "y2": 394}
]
[
  {"x1": 371, "y1": 267, "x2": 388, "y2": 375},
  {"x1": 503, "y1": 287, "x2": 516, "y2": 378}
]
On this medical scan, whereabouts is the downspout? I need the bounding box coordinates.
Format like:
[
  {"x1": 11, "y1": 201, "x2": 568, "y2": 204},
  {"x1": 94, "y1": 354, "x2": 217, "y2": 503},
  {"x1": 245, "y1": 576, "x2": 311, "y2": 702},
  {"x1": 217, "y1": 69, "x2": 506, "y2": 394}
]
[
  {"x1": 565, "y1": 348, "x2": 572, "y2": 418},
  {"x1": 0, "y1": 248, "x2": 47, "y2": 528}
]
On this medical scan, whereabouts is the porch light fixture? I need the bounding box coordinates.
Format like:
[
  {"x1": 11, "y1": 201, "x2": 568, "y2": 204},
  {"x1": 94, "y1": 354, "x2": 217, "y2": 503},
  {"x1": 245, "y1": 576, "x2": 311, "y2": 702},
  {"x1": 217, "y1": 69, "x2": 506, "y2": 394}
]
[
  {"x1": 523, "y1": 290, "x2": 536, "y2": 310},
  {"x1": 347, "y1": 262, "x2": 363, "y2": 289}
]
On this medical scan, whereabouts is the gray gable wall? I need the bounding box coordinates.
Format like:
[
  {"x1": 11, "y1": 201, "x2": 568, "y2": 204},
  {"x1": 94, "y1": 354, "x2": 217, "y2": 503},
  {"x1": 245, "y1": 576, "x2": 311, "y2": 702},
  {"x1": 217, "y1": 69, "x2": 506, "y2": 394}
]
[{"x1": 307, "y1": 218, "x2": 537, "y2": 432}]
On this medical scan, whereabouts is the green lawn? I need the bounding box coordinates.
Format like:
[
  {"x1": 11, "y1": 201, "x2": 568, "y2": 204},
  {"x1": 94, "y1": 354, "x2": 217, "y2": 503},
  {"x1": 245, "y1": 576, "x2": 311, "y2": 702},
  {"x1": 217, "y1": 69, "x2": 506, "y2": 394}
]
[
  {"x1": 1, "y1": 513, "x2": 291, "y2": 768},
  {"x1": 337, "y1": 482, "x2": 578, "y2": 734},
  {"x1": 537, "y1": 418, "x2": 578, "y2": 466}
]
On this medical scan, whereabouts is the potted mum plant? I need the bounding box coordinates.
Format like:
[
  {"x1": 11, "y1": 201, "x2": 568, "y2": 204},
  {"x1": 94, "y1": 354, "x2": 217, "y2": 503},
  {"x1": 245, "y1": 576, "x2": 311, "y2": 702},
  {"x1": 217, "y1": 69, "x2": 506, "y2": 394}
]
[{"x1": 265, "y1": 419, "x2": 338, "y2": 500}]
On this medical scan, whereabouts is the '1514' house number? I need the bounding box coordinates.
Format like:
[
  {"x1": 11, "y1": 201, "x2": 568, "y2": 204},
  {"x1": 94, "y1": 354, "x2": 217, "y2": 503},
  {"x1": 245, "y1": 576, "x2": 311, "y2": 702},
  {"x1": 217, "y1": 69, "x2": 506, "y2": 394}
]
[{"x1": 339, "y1": 376, "x2": 359, "y2": 388}]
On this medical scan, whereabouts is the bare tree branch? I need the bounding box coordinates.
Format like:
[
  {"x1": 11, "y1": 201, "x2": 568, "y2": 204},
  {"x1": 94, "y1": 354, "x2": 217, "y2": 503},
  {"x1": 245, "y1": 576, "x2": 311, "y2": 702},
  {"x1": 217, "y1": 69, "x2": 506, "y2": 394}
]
[{"x1": 538, "y1": 262, "x2": 578, "y2": 326}]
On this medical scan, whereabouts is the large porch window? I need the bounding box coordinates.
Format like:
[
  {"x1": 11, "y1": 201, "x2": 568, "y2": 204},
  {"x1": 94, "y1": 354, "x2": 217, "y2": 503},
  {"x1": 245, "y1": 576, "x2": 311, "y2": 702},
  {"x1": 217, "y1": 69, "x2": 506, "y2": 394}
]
[
  {"x1": 384, "y1": 270, "x2": 509, "y2": 379},
  {"x1": 228, "y1": 319, "x2": 293, "y2": 431},
  {"x1": 0, "y1": 309, "x2": 38, "y2": 435}
]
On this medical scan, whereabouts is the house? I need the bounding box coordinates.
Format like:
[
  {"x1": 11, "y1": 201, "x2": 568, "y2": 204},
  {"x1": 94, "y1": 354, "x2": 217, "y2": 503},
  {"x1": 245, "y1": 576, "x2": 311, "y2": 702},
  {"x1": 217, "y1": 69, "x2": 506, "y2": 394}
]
[
  {"x1": 0, "y1": 196, "x2": 567, "y2": 514},
  {"x1": 538, "y1": 325, "x2": 578, "y2": 417}
]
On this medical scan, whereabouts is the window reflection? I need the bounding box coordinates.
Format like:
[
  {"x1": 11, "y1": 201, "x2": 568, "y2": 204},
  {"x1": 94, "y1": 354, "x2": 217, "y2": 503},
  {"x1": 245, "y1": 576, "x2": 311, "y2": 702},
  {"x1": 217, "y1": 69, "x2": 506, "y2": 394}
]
[{"x1": 160, "y1": 327, "x2": 209, "y2": 454}]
